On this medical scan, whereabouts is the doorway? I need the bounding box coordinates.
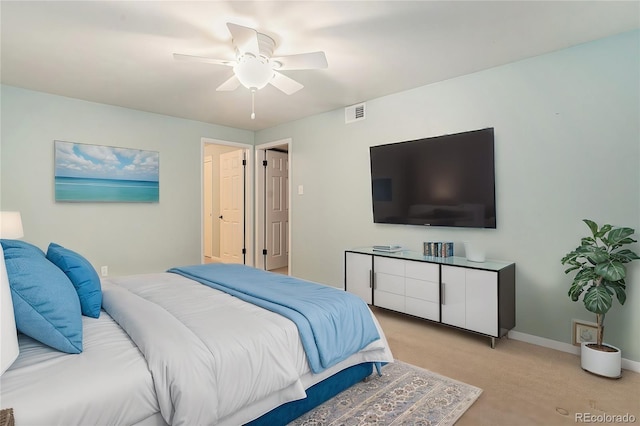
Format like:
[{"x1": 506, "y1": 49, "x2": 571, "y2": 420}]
[
  {"x1": 202, "y1": 139, "x2": 253, "y2": 266},
  {"x1": 255, "y1": 139, "x2": 291, "y2": 274}
]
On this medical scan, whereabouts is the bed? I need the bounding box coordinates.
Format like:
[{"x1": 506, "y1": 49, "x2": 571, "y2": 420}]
[{"x1": 0, "y1": 240, "x2": 393, "y2": 425}]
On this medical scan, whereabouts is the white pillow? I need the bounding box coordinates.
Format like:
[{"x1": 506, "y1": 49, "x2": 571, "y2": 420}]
[{"x1": 0, "y1": 244, "x2": 19, "y2": 375}]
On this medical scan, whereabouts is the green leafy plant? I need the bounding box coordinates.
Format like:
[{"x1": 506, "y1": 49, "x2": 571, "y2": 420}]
[{"x1": 561, "y1": 219, "x2": 639, "y2": 349}]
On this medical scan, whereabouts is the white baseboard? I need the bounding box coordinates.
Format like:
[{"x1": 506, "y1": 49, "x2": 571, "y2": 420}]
[{"x1": 507, "y1": 330, "x2": 640, "y2": 374}]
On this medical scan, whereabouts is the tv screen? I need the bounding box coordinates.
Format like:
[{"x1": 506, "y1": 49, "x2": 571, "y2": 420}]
[{"x1": 369, "y1": 127, "x2": 496, "y2": 228}]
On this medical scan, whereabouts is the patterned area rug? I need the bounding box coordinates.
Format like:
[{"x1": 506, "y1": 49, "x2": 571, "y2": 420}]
[{"x1": 289, "y1": 360, "x2": 482, "y2": 426}]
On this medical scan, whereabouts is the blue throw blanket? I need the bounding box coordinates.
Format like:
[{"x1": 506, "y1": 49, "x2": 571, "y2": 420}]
[{"x1": 168, "y1": 264, "x2": 380, "y2": 374}]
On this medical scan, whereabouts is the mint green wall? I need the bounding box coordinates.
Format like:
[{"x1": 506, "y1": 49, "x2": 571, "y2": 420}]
[
  {"x1": 256, "y1": 31, "x2": 640, "y2": 361},
  {"x1": 0, "y1": 85, "x2": 253, "y2": 275}
]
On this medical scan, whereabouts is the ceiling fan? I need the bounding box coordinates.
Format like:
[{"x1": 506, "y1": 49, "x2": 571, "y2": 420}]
[{"x1": 174, "y1": 23, "x2": 328, "y2": 119}]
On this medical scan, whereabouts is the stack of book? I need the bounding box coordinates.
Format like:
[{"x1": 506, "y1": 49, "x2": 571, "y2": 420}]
[
  {"x1": 372, "y1": 244, "x2": 403, "y2": 252},
  {"x1": 423, "y1": 241, "x2": 454, "y2": 257}
]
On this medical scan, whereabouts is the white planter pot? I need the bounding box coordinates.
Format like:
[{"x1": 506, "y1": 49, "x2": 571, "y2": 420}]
[{"x1": 581, "y1": 342, "x2": 622, "y2": 378}]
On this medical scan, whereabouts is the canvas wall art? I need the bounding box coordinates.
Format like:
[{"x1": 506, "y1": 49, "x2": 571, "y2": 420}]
[{"x1": 54, "y1": 140, "x2": 159, "y2": 202}]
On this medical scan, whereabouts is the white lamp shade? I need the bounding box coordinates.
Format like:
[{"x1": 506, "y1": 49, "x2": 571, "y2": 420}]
[
  {"x1": 0, "y1": 244, "x2": 19, "y2": 375},
  {"x1": 0, "y1": 211, "x2": 24, "y2": 239}
]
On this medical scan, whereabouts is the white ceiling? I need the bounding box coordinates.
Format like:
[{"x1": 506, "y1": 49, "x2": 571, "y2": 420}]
[{"x1": 1, "y1": 1, "x2": 638, "y2": 131}]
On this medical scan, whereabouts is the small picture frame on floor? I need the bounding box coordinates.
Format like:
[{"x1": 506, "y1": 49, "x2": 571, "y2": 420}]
[{"x1": 572, "y1": 320, "x2": 598, "y2": 346}]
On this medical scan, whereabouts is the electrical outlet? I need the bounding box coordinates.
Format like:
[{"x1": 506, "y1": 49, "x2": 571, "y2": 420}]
[{"x1": 100, "y1": 266, "x2": 108, "y2": 277}]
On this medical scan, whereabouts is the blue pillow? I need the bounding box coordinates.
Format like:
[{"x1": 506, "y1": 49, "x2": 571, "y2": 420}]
[
  {"x1": 0, "y1": 239, "x2": 45, "y2": 258},
  {"x1": 3, "y1": 242, "x2": 83, "y2": 354},
  {"x1": 46, "y1": 243, "x2": 102, "y2": 318}
]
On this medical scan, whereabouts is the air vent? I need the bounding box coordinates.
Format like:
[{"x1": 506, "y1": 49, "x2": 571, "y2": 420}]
[{"x1": 345, "y1": 102, "x2": 366, "y2": 124}]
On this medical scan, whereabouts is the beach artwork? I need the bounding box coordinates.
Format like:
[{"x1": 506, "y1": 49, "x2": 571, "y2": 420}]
[{"x1": 54, "y1": 141, "x2": 159, "y2": 202}]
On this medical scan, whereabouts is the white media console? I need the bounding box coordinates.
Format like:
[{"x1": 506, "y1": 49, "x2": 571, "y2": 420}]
[{"x1": 345, "y1": 247, "x2": 516, "y2": 348}]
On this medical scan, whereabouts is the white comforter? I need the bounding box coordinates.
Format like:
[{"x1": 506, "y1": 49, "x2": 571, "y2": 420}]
[
  {"x1": 0, "y1": 312, "x2": 159, "y2": 426},
  {"x1": 103, "y1": 272, "x2": 392, "y2": 425}
]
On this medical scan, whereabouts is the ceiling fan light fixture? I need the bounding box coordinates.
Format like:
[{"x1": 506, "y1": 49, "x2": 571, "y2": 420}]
[{"x1": 233, "y1": 53, "x2": 274, "y2": 90}]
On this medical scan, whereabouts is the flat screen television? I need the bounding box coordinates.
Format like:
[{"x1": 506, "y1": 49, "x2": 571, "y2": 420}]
[{"x1": 369, "y1": 127, "x2": 496, "y2": 228}]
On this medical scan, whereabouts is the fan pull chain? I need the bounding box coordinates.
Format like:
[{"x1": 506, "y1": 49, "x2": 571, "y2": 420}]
[{"x1": 251, "y1": 88, "x2": 256, "y2": 120}]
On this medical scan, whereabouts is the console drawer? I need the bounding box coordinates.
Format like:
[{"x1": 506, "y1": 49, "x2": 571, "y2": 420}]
[
  {"x1": 375, "y1": 272, "x2": 404, "y2": 295},
  {"x1": 405, "y1": 261, "x2": 439, "y2": 282},
  {"x1": 405, "y1": 297, "x2": 439, "y2": 321},
  {"x1": 375, "y1": 257, "x2": 404, "y2": 276},
  {"x1": 405, "y1": 278, "x2": 439, "y2": 302},
  {"x1": 375, "y1": 290, "x2": 405, "y2": 312}
]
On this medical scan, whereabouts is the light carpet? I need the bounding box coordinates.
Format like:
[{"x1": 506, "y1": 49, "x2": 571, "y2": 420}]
[{"x1": 289, "y1": 360, "x2": 482, "y2": 425}]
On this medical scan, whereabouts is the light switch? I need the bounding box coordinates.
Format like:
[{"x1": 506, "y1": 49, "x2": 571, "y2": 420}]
[{"x1": 298, "y1": 185, "x2": 304, "y2": 195}]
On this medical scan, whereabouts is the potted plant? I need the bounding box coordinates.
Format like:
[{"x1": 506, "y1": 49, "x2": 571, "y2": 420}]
[{"x1": 561, "y1": 219, "x2": 639, "y2": 378}]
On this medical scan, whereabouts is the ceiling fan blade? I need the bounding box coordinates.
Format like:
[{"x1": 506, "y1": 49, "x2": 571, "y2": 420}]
[
  {"x1": 227, "y1": 23, "x2": 259, "y2": 56},
  {"x1": 271, "y1": 51, "x2": 328, "y2": 70},
  {"x1": 270, "y1": 71, "x2": 304, "y2": 95},
  {"x1": 173, "y1": 53, "x2": 234, "y2": 67},
  {"x1": 216, "y1": 74, "x2": 241, "y2": 91}
]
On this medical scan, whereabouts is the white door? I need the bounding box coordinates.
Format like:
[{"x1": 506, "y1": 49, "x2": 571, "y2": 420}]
[
  {"x1": 441, "y1": 265, "x2": 466, "y2": 329},
  {"x1": 203, "y1": 156, "x2": 213, "y2": 259},
  {"x1": 265, "y1": 150, "x2": 288, "y2": 270},
  {"x1": 219, "y1": 150, "x2": 244, "y2": 264},
  {"x1": 345, "y1": 252, "x2": 373, "y2": 304},
  {"x1": 465, "y1": 269, "x2": 498, "y2": 336}
]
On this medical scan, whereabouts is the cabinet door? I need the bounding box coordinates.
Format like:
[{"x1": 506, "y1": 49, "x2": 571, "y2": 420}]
[
  {"x1": 441, "y1": 265, "x2": 466, "y2": 329},
  {"x1": 345, "y1": 252, "x2": 372, "y2": 304},
  {"x1": 465, "y1": 269, "x2": 498, "y2": 336}
]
